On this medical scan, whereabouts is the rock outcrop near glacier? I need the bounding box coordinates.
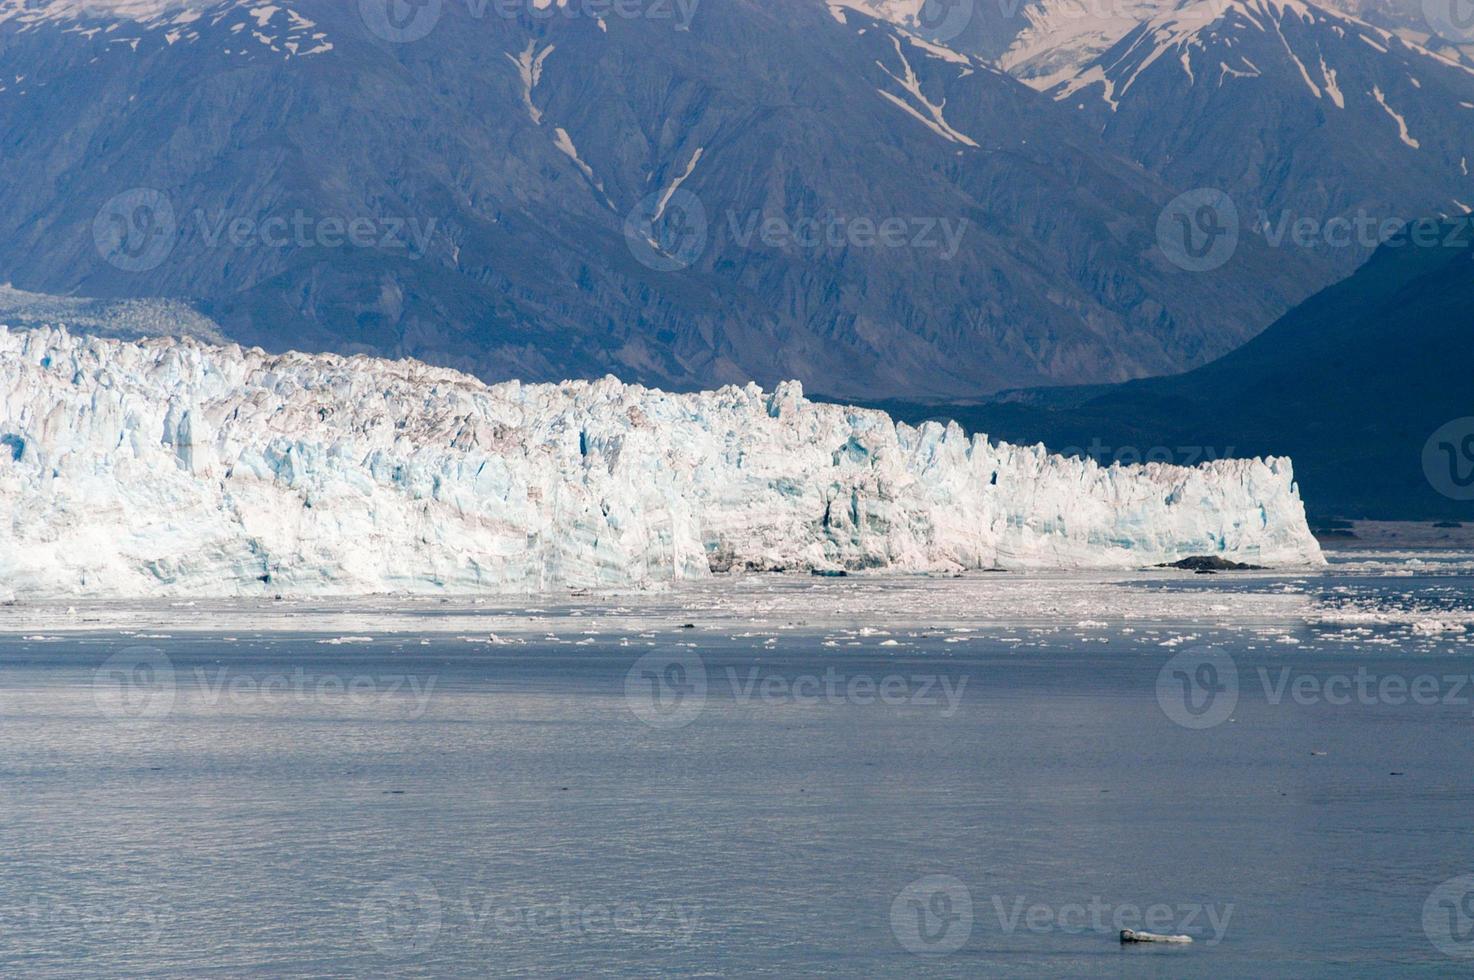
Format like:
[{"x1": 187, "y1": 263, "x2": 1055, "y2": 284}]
[{"x1": 0, "y1": 327, "x2": 1322, "y2": 596}]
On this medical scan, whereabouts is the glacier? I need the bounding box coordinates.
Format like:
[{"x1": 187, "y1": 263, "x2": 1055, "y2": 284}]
[{"x1": 0, "y1": 326, "x2": 1323, "y2": 597}]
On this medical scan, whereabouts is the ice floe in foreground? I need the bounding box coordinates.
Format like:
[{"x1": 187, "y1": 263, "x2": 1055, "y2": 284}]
[{"x1": 0, "y1": 327, "x2": 1322, "y2": 596}]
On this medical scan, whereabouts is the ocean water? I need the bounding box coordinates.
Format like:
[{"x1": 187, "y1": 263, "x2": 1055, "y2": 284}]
[{"x1": 3, "y1": 563, "x2": 1474, "y2": 977}]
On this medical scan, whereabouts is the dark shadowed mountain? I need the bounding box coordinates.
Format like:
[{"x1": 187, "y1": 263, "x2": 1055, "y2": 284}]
[
  {"x1": 866, "y1": 218, "x2": 1474, "y2": 520},
  {"x1": 0, "y1": 0, "x2": 1316, "y2": 399}
]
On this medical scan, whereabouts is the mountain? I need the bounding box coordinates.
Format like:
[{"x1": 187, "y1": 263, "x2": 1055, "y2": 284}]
[
  {"x1": 832, "y1": 0, "x2": 1456, "y2": 86},
  {"x1": 0, "y1": 325, "x2": 1323, "y2": 596},
  {"x1": 997, "y1": 0, "x2": 1176, "y2": 88},
  {"x1": 828, "y1": 0, "x2": 1033, "y2": 62},
  {"x1": 1047, "y1": 0, "x2": 1474, "y2": 279},
  {"x1": 857, "y1": 0, "x2": 1474, "y2": 284},
  {"x1": 866, "y1": 218, "x2": 1474, "y2": 520},
  {"x1": 0, "y1": 0, "x2": 1313, "y2": 400}
]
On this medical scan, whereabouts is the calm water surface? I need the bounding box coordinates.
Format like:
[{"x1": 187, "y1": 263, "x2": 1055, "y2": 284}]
[{"x1": 3, "y1": 568, "x2": 1473, "y2": 977}]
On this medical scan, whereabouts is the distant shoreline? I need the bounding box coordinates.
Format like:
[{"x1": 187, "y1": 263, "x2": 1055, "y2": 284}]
[{"x1": 1315, "y1": 520, "x2": 1474, "y2": 551}]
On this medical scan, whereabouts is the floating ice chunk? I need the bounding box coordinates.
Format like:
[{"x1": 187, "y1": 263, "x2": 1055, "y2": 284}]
[{"x1": 1121, "y1": 929, "x2": 1193, "y2": 944}]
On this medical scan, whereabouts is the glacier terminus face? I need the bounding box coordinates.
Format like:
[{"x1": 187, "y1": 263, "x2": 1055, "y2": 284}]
[{"x1": 0, "y1": 326, "x2": 1323, "y2": 597}]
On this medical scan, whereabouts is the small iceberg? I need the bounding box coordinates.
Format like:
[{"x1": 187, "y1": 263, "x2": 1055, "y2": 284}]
[{"x1": 1120, "y1": 928, "x2": 1192, "y2": 944}]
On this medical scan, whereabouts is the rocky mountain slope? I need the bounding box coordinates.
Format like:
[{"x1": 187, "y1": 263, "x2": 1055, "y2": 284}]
[
  {"x1": 1052, "y1": 0, "x2": 1474, "y2": 276},
  {"x1": 858, "y1": 0, "x2": 1474, "y2": 285},
  {"x1": 0, "y1": 0, "x2": 1311, "y2": 399},
  {"x1": 871, "y1": 219, "x2": 1474, "y2": 520}
]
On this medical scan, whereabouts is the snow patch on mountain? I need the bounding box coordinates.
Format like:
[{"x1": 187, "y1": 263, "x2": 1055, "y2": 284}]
[
  {"x1": 0, "y1": 328, "x2": 1323, "y2": 597},
  {"x1": 0, "y1": 0, "x2": 332, "y2": 58},
  {"x1": 1371, "y1": 83, "x2": 1420, "y2": 146},
  {"x1": 1052, "y1": 0, "x2": 1474, "y2": 111},
  {"x1": 507, "y1": 39, "x2": 554, "y2": 125},
  {"x1": 827, "y1": 0, "x2": 937, "y2": 34},
  {"x1": 827, "y1": 0, "x2": 983, "y2": 68},
  {"x1": 876, "y1": 34, "x2": 980, "y2": 145},
  {"x1": 0, "y1": 0, "x2": 203, "y2": 20},
  {"x1": 1001, "y1": 0, "x2": 1170, "y2": 90}
]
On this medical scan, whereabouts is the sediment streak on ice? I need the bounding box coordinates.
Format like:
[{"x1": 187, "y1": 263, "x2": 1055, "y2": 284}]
[{"x1": 0, "y1": 327, "x2": 1323, "y2": 596}]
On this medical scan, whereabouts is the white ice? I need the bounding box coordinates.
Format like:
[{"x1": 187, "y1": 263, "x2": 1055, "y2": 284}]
[{"x1": 0, "y1": 327, "x2": 1322, "y2": 597}]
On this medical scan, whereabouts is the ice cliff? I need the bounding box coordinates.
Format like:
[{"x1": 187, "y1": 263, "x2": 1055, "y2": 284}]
[{"x1": 0, "y1": 327, "x2": 1323, "y2": 596}]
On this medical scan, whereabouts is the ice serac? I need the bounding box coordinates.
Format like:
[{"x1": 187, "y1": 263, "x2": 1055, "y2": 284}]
[{"x1": 0, "y1": 327, "x2": 1323, "y2": 596}]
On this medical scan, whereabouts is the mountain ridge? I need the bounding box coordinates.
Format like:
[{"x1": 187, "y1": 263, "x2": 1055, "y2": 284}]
[
  {"x1": 864, "y1": 218, "x2": 1474, "y2": 520},
  {"x1": 0, "y1": 0, "x2": 1315, "y2": 399}
]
